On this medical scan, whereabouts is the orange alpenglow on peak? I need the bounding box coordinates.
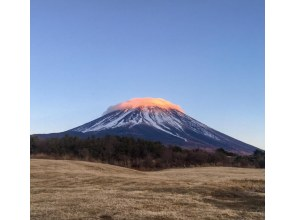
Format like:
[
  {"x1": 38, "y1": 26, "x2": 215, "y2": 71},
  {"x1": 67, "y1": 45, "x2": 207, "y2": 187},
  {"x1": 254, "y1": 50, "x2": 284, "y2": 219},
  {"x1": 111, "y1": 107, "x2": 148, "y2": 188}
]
[{"x1": 104, "y1": 97, "x2": 184, "y2": 115}]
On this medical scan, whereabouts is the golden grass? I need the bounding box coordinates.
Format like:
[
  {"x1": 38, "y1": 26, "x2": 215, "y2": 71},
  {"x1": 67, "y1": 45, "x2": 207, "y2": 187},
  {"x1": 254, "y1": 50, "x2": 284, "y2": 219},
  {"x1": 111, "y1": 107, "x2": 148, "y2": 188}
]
[{"x1": 31, "y1": 159, "x2": 264, "y2": 220}]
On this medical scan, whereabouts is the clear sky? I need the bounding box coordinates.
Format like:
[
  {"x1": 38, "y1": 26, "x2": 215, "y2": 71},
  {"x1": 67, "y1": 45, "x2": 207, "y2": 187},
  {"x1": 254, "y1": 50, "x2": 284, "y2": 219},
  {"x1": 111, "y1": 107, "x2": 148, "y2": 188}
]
[{"x1": 31, "y1": 0, "x2": 264, "y2": 149}]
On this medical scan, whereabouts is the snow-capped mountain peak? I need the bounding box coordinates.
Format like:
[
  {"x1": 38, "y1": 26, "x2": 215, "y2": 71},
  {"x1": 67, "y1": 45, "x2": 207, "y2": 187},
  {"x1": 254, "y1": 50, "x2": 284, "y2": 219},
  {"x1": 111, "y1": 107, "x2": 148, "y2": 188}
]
[
  {"x1": 72, "y1": 107, "x2": 191, "y2": 140},
  {"x1": 103, "y1": 97, "x2": 184, "y2": 115},
  {"x1": 39, "y1": 97, "x2": 259, "y2": 155},
  {"x1": 70, "y1": 104, "x2": 229, "y2": 149}
]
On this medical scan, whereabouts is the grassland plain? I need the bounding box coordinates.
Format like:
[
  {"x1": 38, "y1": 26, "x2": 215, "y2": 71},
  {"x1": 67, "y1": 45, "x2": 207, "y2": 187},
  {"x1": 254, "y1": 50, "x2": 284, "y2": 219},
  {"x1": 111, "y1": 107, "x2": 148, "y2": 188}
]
[{"x1": 31, "y1": 159, "x2": 264, "y2": 220}]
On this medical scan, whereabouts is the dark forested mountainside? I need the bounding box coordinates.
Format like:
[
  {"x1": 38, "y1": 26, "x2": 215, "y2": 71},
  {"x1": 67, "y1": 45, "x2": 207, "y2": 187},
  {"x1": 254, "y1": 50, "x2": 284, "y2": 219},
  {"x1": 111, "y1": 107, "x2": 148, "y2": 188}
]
[{"x1": 30, "y1": 135, "x2": 265, "y2": 170}]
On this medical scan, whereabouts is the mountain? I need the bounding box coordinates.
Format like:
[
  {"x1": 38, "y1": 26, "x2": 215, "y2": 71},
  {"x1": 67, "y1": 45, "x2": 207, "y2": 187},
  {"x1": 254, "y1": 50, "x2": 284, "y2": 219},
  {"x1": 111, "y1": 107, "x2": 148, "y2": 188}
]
[{"x1": 35, "y1": 98, "x2": 259, "y2": 155}]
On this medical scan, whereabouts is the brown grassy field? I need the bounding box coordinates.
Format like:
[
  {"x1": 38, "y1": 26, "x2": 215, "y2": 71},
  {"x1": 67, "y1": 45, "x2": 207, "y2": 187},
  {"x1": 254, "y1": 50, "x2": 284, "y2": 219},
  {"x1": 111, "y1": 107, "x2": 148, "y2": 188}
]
[{"x1": 31, "y1": 159, "x2": 264, "y2": 220}]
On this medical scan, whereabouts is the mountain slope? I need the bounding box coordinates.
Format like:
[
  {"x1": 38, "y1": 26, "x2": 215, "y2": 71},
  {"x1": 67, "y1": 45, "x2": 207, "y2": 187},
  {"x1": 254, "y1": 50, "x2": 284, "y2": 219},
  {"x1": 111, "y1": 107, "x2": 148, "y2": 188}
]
[{"x1": 36, "y1": 100, "x2": 259, "y2": 155}]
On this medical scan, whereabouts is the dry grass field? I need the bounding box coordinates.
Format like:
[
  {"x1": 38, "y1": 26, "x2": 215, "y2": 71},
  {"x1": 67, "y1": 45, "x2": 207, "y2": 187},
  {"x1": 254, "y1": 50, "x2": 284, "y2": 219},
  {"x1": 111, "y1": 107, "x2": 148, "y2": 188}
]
[{"x1": 31, "y1": 159, "x2": 264, "y2": 220}]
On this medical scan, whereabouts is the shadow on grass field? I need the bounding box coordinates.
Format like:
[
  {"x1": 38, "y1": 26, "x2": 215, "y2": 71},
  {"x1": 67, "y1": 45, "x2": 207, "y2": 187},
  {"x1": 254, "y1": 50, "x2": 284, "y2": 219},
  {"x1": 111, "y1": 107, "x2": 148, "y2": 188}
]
[{"x1": 31, "y1": 159, "x2": 264, "y2": 220}]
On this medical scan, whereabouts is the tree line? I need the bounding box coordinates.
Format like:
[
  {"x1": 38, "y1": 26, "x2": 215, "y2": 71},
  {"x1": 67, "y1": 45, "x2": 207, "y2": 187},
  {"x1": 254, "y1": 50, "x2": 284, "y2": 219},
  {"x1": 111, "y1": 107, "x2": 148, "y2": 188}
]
[{"x1": 30, "y1": 135, "x2": 265, "y2": 170}]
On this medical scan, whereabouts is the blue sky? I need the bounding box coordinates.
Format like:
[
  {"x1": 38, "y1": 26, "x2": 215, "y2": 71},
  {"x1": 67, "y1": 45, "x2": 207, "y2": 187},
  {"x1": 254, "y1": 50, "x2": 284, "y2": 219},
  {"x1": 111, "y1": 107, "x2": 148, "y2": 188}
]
[{"x1": 31, "y1": 0, "x2": 264, "y2": 149}]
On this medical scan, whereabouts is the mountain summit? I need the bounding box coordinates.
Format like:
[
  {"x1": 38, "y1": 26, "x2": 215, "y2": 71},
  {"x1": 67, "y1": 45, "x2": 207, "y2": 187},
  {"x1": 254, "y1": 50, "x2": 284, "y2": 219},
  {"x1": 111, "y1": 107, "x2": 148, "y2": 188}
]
[
  {"x1": 37, "y1": 98, "x2": 259, "y2": 155},
  {"x1": 103, "y1": 97, "x2": 184, "y2": 115}
]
